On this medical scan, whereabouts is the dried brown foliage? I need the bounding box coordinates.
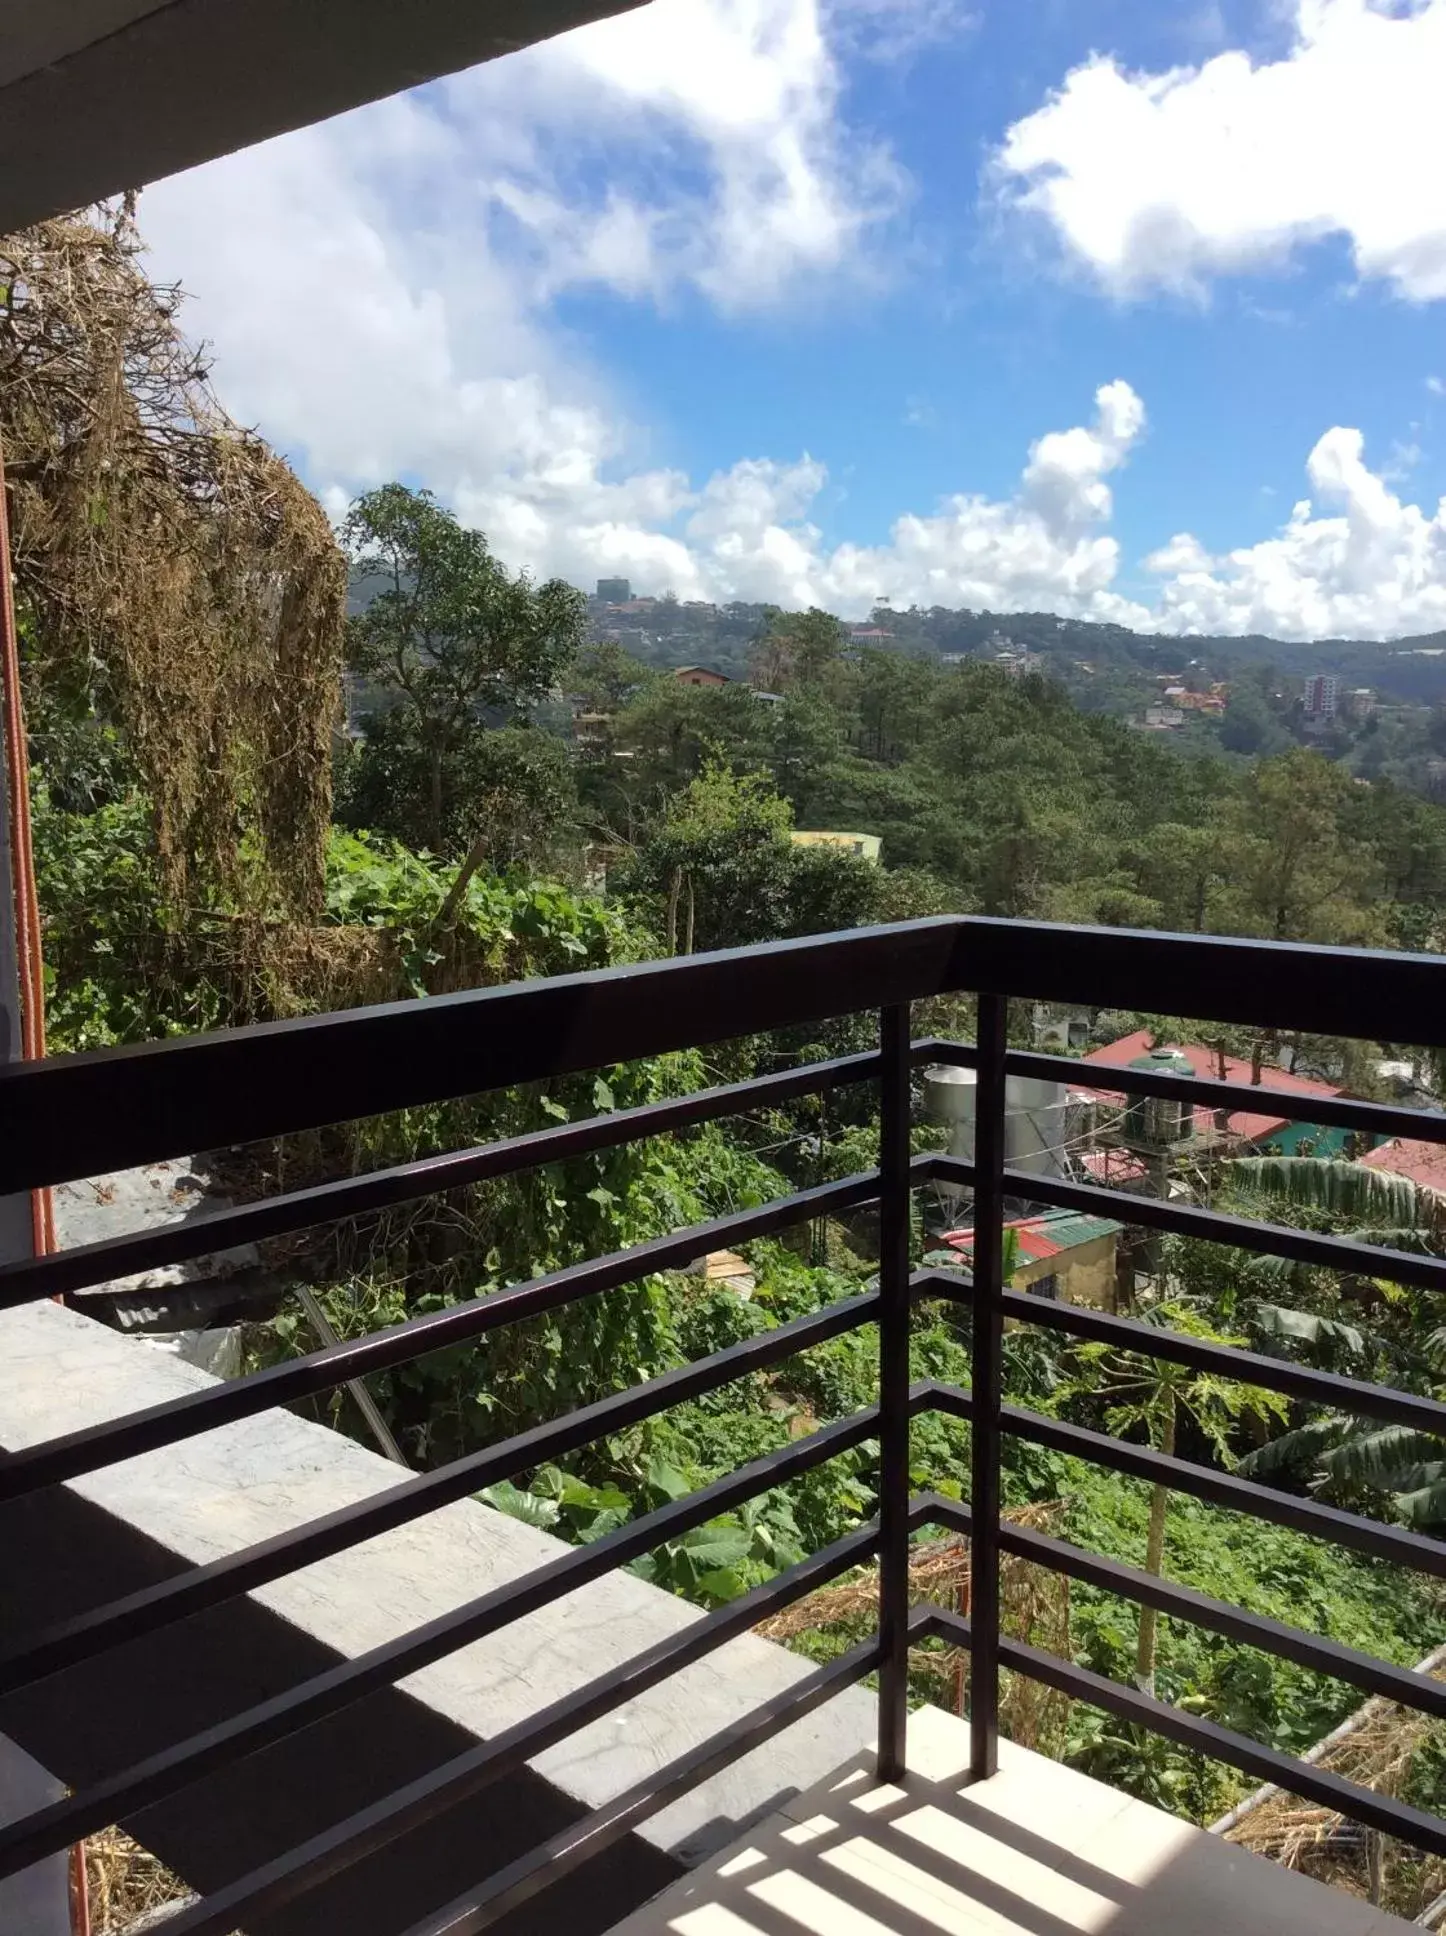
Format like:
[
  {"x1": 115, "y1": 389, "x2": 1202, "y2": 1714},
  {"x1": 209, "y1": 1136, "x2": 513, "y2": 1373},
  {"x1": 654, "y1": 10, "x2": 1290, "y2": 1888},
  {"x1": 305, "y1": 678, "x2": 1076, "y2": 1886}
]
[
  {"x1": 756, "y1": 1503, "x2": 1073, "y2": 1757},
  {"x1": 0, "y1": 205, "x2": 344, "y2": 913}
]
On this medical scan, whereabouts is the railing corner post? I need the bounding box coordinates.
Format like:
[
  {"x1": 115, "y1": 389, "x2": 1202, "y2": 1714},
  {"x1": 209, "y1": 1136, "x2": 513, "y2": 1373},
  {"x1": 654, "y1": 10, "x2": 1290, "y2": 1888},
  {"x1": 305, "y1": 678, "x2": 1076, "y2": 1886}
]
[
  {"x1": 969, "y1": 990, "x2": 1007, "y2": 1784},
  {"x1": 876, "y1": 1002, "x2": 913, "y2": 1783}
]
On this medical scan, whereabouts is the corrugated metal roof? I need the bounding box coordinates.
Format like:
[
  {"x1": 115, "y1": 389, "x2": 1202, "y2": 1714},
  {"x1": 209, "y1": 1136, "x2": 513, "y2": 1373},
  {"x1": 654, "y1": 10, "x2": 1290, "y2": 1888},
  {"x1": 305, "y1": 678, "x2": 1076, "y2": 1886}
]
[
  {"x1": 1077, "y1": 1030, "x2": 1343, "y2": 1144},
  {"x1": 1363, "y1": 1137, "x2": 1446, "y2": 1194},
  {"x1": 943, "y1": 1208, "x2": 1122, "y2": 1264}
]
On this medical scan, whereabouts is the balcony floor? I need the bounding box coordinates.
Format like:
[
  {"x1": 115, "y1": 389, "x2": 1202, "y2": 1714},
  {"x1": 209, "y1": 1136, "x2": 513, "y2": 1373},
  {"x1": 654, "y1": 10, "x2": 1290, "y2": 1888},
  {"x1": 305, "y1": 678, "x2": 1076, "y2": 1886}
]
[{"x1": 604, "y1": 1706, "x2": 1414, "y2": 1936}]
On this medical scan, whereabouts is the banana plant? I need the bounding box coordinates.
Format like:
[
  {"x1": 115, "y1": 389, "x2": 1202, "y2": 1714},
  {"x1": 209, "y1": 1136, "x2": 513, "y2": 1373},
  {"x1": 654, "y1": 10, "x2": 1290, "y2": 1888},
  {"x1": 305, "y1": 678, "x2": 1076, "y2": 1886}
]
[{"x1": 1224, "y1": 1156, "x2": 1446, "y2": 1527}]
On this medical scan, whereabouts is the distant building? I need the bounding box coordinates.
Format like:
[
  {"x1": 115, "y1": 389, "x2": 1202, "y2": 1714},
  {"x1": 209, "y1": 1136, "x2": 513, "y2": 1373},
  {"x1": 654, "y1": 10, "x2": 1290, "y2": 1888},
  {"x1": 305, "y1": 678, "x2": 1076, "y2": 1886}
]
[
  {"x1": 941, "y1": 1210, "x2": 1123, "y2": 1312},
  {"x1": 1032, "y1": 1005, "x2": 1091, "y2": 1053},
  {"x1": 596, "y1": 577, "x2": 631, "y2": 603},
  {"x1": 1344, "y1": 687, "x2": 1376, "y2": 720},
  {"x1": 849, "y1": 626, "x2": 895, "y2": 644},
  {"x1": 1303, "y1": 673, "x2": 1340, "y2": 720},
  {"x1": 1077, "y1": 1032, "x2": 1351, "y2": 1155},
  {"x1": 1363, "y1": 1137, "x2": 1446, "y2": 1195},
  {"x1": 1138, "y1": 706, "x2": 1184, "y2": 730},
  {"x1": 789, "y1": 830, "x2": 882, "y2": 863},
  {"x1": 672, "y1": 665, "x2": 729, "y2": 688}
]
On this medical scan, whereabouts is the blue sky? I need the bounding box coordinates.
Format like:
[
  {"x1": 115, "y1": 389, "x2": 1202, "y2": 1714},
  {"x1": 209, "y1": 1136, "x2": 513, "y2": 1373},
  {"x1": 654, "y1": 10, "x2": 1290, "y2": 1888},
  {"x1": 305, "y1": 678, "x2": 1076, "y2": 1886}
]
[{"x1": 138, "y1": 0, "x2": 1446, "y2": 638}]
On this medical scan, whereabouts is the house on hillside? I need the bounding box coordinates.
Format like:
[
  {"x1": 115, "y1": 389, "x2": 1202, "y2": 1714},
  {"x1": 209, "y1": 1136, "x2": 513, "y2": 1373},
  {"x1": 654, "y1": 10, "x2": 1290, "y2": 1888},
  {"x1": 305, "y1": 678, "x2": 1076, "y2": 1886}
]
[
  {"x1": 790, "y1": 830, "x2": 882, "y2": 863},
  {"x1": 673, "y1": 665, "x2": 729, "y2": 688},
  {"x1": 1362, "y1": 1138, "x2": 1446, "y2": 1197},
  {"x1": 1032, "y1": 1005, "x2": 1091, "y2": 1053},
  {"x1": 1077, "y1": 1032, "x2": 1353, "y2": 1156},
  {"x1": 941, "y1": 1210, "x2": 1124, "y2": 1311}
]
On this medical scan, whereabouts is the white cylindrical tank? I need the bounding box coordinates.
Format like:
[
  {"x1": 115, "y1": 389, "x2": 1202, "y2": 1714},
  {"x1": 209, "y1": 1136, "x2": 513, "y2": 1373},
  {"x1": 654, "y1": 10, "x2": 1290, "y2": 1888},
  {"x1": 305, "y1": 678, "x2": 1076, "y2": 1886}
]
[{"x1": 923, "y1": 1064, "x2": 1069, "y2": 1181}]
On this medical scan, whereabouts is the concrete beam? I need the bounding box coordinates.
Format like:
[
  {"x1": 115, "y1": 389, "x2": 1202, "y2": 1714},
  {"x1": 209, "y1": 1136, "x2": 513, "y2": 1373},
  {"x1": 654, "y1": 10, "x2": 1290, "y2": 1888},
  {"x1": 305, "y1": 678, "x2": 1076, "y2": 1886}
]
[{"x1": 0, "y1": 0, "x2": 649, "y2": 234}]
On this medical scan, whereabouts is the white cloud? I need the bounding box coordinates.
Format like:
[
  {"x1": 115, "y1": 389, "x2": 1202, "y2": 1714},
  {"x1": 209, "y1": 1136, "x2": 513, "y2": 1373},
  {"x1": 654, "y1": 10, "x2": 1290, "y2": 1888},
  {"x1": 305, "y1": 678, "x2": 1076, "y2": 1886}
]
[
  {"x1": 440, "y1": 0, "x2": 906, "y2": 310},
  {"x1": 1428, "y1": 375, "x2": 1446, "y2": 396},
  {"x1": 137, "y1": 0, "x2": 908, "y2": 572},
  {"x1": 138, "y1": 1, "x2": 1157, "y2": 619},
  {"x1": 131, "y1": 0, "x2": 1446, "y2": 641},
  {"x1": 994, "y1": 0, "x2": 1446, "y2": 302},
  {"x1": 1146, "y1": 426, "x2": 1446, "y2": 638}
]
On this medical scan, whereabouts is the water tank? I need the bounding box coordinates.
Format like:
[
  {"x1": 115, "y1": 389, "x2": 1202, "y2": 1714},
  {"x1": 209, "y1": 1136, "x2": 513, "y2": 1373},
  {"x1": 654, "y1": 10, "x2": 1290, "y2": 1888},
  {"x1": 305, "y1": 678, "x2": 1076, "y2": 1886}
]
[
  {"x1": 1121, "y1": 1047, "x2": 1196, "y2": 1150},
  {"x1": 922, "y1": 1066, "x2": 1069, "y2": 1176}
]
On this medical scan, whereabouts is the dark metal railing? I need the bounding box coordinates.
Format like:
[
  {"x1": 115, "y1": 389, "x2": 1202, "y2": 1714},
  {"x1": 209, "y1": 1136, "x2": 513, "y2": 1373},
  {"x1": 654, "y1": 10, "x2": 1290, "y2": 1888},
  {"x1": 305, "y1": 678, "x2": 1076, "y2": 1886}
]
[{"x1": 1, "y1": 916, "x2": 1444, "y2": 1933}]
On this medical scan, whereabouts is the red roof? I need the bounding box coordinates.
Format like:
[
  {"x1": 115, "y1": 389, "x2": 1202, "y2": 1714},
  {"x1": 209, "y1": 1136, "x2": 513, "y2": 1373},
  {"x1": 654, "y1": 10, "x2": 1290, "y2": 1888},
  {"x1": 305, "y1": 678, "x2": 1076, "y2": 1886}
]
[
  {"x1": 1363, "y1": 1137, "x2": 1446, "y2": 1194},
  {"x1": 1076, "y1": 1031, "x2": 1342, "y2": 1144},
  {"x1": 943, "y1": 1212, "x2": 1119, "y2": 1265},
  {"x1": 1079, "y1": 1146, "x2": 1148, "y2": 1186}
]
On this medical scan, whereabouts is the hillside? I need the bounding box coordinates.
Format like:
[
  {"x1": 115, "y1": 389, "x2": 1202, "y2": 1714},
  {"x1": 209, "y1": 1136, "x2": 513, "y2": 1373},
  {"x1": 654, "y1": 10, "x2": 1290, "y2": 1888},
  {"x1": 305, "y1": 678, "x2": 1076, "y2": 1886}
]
[{"x1": 585, "y1": 592, "x2": 1446, "y2": 706}]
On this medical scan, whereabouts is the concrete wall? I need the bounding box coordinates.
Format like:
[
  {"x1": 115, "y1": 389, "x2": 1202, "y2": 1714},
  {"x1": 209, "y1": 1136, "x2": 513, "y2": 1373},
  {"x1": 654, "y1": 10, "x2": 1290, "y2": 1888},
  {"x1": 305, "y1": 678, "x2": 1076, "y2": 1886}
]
[
  {"x1": 1014, "y1": 1235, "x2": 1119, "y2": 1313},
  {"x1": 0, "y1": 1301, "x2": 876, "y2": 1933}
]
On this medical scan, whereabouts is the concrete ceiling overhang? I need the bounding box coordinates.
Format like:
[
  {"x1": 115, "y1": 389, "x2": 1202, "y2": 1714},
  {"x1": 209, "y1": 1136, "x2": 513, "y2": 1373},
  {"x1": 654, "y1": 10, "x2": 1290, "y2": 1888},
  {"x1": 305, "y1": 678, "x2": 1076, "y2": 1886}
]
[{"x1": 0, "y1": 0, "x2": 646, "y2": 233}]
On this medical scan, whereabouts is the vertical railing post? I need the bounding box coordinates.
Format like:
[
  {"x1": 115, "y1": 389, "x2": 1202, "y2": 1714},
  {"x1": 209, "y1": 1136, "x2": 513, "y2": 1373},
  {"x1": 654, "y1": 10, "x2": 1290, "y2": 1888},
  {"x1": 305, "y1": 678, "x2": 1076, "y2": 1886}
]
[
  {"x1": 969, "y1": 991, "x2": 1008, "y2": 1782},
  {"x1": 876, "y1": 1001, "x2": 912, "y2": 1782}
]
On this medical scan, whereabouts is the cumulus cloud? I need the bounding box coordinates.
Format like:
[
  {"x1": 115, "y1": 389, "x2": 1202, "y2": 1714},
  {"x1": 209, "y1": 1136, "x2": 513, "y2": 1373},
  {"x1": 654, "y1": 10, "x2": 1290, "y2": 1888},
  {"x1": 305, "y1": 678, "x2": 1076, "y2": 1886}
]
[
  {"x1": 137, "y1": 0, "x2": 906, "y2": 576},
  {"x1": 132, "y1": 0, "x2": 1446, "y2": 639},
  {"x1": 994, "y1": 0, "x2": 1446, "y2": 301},
  {"x1": 442, "y1": 0, "x2": 905, "y2": 310},
  {"x1": 1146, "y1": 427, "x2": 1446, "y2": 638},
  {"x1": 135, "y1": 0, "x2": 1155, "y2": 618}
]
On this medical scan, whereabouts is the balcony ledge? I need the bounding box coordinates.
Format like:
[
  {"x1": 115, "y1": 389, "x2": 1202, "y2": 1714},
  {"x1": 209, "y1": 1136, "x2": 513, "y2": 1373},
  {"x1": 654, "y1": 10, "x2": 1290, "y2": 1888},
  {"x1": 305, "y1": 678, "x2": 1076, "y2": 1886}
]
[
  {"x1": 0, "y1": 1299, "x2": 876, "y2": 1929},
  {"x1": 606, "y1": 1705, "x2": 1416, "y2": 1936}
]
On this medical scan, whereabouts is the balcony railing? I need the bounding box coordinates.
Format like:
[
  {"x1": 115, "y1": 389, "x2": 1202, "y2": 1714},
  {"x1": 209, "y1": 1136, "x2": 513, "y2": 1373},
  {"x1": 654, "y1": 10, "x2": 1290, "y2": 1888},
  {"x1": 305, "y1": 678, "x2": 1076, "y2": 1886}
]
[{"x1": 0, "y1": 916, "x2": 1444, "y2": 1934}]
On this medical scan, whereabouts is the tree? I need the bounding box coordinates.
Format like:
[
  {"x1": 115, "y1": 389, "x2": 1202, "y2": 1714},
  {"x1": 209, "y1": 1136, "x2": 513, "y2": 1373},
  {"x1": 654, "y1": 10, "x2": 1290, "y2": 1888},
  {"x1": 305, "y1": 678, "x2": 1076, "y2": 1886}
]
[
  {"x1": 337, "y1": 716, "x2": 577, "y2": 864},
  {"x1": 618, "y1": 764, "x2": 881, "y2": 954},
  {"x1": 1223, "y1": 1156, "x2": 1446, "y2": 1528},
  {"x1": 1064, "y1": 1303, "x2": 1286, "y2": 1693},
  {"x1": 571, "y1": 641, "x2": 655, "y2": 714},
  {"x1": 748, "y1": 608, "x2": 844, "y2": 693},
  {"x1": 344, "y1": 485, "x2": 584, "y2": 848},
  {"x1": 1216, "y1": 749, "x2": 1383, "y2": 944}
]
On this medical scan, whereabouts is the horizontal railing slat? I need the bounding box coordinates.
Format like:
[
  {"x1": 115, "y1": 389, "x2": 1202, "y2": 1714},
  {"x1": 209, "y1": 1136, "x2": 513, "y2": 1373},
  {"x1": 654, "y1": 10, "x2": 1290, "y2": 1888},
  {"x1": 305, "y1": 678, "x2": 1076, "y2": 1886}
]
[
  {"x1": 916, "y1": 1267, "x2": 1446, "y2": 1438},
  {"x1": 920, "y1": 1607, "x2": 1446, "y2": 1859},
  {"x1": 916, "y1": 1037, "x2": 1446, "y2": 1149},
  {"x1": 925, "y1": 1155, "x2": 1446, "y2": 1296},
  {"x1": 0, "y1": 1410, "x2": 881, "y2": 1876},
  {"x1": 0, "y1": 919, "x2": 967, "y2": 1191},
  {"x1": 6, "y1": 918, "x2": 1443, "y2": 1196},
  {"x1": 925, "y1": 1386, "x2": 1446, "y2": 1579},
  {"x1": 117, "y1": 1525, "x2": 879, "y2": 1936},
  {"x1": 980, "y1": 1622, "x2": 1446, "y2": 1861},
  {"x1": 0, "y1": 1300, "x2": 880, "y2": 1695},
  {"x1": 1013, "y1": 1046, "x2": 1446, "y2": 1148},
  {"x1": 954, "y1": 919, "x2": 1446, "y2": 1047},
  {"x1": 0, "y1": 1050, "x2": 881, "y2": 1309},
  {"x1": 0, "y1": 1170, "x2": 879, "y2": 1502},
  {"x1": 912, "y1": 1493, "x2": 1446, "y2": 1724}
]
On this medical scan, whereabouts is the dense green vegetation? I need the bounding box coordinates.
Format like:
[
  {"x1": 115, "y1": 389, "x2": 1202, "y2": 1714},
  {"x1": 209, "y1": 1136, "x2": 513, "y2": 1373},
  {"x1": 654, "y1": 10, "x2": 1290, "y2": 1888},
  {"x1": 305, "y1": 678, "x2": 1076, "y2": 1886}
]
[{"x1": 23, "y1": 481, "x2": 1446, "y2": 1885}]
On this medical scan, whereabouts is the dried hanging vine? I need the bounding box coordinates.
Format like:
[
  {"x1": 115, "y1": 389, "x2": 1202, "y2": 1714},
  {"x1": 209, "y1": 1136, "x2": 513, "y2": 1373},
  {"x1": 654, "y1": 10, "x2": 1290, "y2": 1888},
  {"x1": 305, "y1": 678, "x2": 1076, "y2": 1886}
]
[{"x1": 0, "y1": 204, "x2": 344, "y2": 914}]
